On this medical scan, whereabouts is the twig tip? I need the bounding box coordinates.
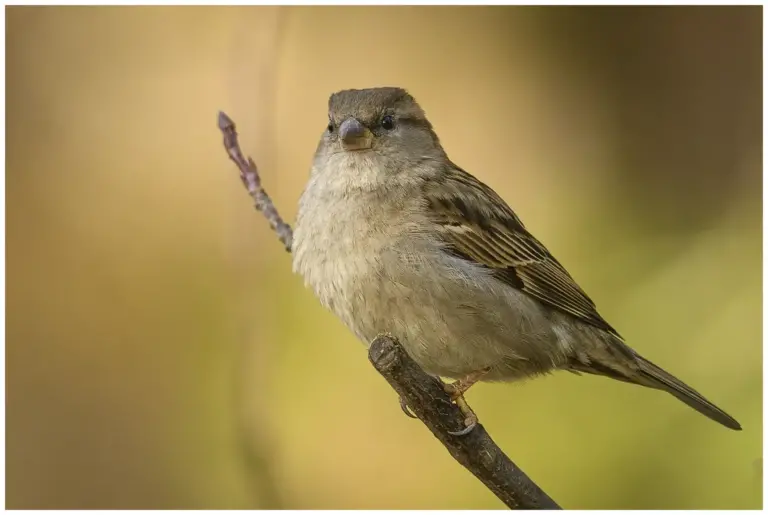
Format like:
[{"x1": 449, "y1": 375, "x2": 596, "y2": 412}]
[{"x1": 218, "y1": 111, "x2": 234, "y2": 131}]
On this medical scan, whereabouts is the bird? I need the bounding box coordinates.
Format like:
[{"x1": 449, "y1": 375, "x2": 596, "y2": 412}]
[{"x1": 291, "y1": 86, "x2": 741, "y2": 433}]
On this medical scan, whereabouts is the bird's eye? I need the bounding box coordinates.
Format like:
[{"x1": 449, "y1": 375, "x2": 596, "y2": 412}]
[
  {"x1": 381, "y1": 115, "x2": 395, "y2": 130},
  {"x1": 327, "y1": 121, "x2": 334, "y2": 133}
]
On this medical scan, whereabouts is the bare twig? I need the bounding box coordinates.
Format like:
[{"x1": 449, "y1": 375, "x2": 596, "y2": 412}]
[
  {"x1": 218, "y1": 111, "x2": 293, "y2": 251},
  {"x1": 217, "y1": 111, "x2": 561, "y2": 510}
]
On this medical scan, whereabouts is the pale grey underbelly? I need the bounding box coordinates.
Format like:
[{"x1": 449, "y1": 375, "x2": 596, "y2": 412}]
[{"x1": 321, "y1": 249, "x2": 572, "y2": 380}]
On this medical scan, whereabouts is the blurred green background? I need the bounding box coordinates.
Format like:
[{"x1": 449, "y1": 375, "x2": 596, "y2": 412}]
[{"x1": 6, "y1": 5, "x2": 762, "y2": 509}]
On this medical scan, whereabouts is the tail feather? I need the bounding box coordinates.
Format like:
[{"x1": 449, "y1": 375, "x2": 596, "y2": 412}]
[{"x1": 634, "y1": 355, "x2": 742, "y2": 431}]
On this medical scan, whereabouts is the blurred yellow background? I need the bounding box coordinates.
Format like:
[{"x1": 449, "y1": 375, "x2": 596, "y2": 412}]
[{"x1": 6, "y1": 5, "x2": 762, "y2": 509}]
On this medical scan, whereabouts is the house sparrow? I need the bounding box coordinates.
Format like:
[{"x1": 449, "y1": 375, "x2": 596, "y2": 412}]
[{"x1": 292, "y1": 87, "x2": 741, "y2": 433}]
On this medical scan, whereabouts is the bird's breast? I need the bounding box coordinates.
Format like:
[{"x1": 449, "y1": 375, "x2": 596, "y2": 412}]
[{"x1": 292, "y1": 179, "x2": 415, "y2": 335}]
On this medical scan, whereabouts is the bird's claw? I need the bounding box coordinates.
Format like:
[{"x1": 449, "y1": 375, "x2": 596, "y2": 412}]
[
  {"x1": 448, "y1": 417, "x2": 478, "y2": 436},
  {"x1": 399, "y1": 396, "x2": 417, "y2": 419},
  {"x1": 445, "y1": 387, "x2": 479, "y2": 436}
]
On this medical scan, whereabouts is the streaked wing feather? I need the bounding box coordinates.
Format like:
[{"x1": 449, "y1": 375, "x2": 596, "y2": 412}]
[{"x1": 424, "y1": 164, "x2": 621, "y2": 338}]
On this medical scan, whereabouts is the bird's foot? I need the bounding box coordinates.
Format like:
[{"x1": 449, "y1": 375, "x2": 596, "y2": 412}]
[
  {"x1": 447, "y1": 393, "x2": 479, "y2": 436},
  {"x1": 443, "y1": 367, "x2": 491, "y2": 436}
]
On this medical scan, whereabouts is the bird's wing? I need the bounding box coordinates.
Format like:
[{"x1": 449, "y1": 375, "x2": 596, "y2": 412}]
[{"x1": 423, "y1": 163, "x2": 621, "y2": 339}]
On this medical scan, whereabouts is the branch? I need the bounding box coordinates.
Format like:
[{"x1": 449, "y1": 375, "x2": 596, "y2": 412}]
[
  {"x1": 369, "y1": 335, "x2": 560, "y2": 509},
  {"x1": 217, "y1": 110, "x2": 561, "y2": 510}
]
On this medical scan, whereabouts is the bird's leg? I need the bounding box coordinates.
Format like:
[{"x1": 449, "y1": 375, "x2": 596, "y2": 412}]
[
  {"x1": 443, "y1": 367, "x2": 491, "y2": 436},
  {"x1": 444, "y1": 367, "x2": 491, "y2": 399}
]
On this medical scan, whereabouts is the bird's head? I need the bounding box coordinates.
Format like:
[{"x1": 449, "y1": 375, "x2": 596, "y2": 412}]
[{"x1": 313, "y1": 87, "x2": 446, "y2": 192}]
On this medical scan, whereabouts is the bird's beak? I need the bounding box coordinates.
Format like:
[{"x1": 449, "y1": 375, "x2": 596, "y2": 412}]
[{"x1": 339, "y1": 117, "x2": 372, "y2": 151}]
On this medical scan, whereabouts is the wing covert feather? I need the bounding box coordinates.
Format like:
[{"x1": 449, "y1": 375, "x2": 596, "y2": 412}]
[{"x1": 423, "y1": 164, "x2": 621, "y2": 338}]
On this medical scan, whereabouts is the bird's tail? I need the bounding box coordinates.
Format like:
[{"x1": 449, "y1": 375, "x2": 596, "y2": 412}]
[
  {"x1": 570, "y1": 350, "x2": 741, "y2": 430},
  {"x1": 632, "y1": 354, "x2": 741, "y2": 430}
]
